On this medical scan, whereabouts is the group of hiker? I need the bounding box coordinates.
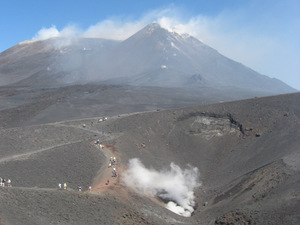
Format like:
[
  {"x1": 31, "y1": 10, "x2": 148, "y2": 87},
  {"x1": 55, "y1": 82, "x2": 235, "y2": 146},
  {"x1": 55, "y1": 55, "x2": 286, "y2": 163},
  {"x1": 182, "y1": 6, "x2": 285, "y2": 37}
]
[
  {"x1": 94, "y1": 139, "x2": 104, "y2": 150},
  {"x1": 0, "y1": 177, "x2": 11, "y2": 187},
  {"x1": 105, "y1": 156, "x2": 118, "y2": 185},
  {"x1": 78, "y1": 185, "x2": 92, "y2": 192},
  {"x1": 108, "y1": 156, "x2": 117, "y2": 168},
  {"x1": 98, "y1": 117, "x2": 108, "y2": 122},
  {"x1": 109, "y1": 156, "x2": 118, "y2": 178},
  {"x1": 82, "y1": 116, "x2": 108, "y2": 129},
  {"x1": 57, "y1": 182, "x2": 68, "y2": 190},
  {"x1": 57, "y1": 182, "x2": 92, "y2": 192}
]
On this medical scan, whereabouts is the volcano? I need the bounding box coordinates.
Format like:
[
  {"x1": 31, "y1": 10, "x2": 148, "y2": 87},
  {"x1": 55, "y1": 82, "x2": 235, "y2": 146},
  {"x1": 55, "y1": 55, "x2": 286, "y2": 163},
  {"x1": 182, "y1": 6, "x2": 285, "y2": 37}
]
[
  {"x1": 0, "y1": 23, "x2": 299, "y2": 225},
  {"x1": 0, "y1": 23, "x2": 296, "y2": 95}
]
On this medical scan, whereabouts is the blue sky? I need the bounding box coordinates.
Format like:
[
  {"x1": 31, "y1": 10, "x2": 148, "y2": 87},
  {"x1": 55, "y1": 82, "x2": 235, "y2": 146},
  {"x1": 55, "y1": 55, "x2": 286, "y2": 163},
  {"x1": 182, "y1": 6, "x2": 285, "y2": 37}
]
[{"x1": 1, "y1": 0, "x2": 299, "y2": 90}]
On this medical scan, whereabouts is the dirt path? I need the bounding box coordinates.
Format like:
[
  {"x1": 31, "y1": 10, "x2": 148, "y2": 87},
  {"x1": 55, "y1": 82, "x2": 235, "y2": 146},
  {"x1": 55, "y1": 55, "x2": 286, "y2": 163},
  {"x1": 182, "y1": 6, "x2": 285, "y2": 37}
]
[
  {"x1": 0, "y1": 118, "x2": 123, "y2": 193},
  {"x1": 90, "y1": 143, "x2": 121, "y2": 192},
  {"x1": 0, "y1": 140, "x2": 83, "y2": 164},
  {"x1": 52, "y1": 122, "x2": 106, "y2": 136}
]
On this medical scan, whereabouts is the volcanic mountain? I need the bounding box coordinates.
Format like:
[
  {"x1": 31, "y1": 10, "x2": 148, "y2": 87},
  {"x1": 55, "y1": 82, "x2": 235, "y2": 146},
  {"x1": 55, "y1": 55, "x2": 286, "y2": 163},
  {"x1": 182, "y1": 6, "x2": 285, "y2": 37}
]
[
  {"x1": 0, "y1": 23, "x2": 299, "y2": 225},
  {"x1": 0, "y1": 23, "x2": 296, "y2": 96}
]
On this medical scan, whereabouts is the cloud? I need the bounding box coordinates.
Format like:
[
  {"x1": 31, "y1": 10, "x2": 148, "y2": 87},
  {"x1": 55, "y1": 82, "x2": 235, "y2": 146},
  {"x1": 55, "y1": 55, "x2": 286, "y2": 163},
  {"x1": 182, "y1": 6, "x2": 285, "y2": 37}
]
[
  {"x1": 122, "y1": 158, "x2": 200, "y2": 217},
  {"x1": 32, "y1": 24, "x2": 83, "y2": 49},
  {"x1": 33, "y1": 25, "x2": 60, "y2": 40},
  {"x1": 33, "y1": 24, "x2": 81, "y2": 40},
  {"x1": 31, "y1": 6, "x2": 180, "y2": 41},
  {"x1": 82, "y1": 20, "x2": 145, "y2": 40},
  {"x1": 80, "y1": 7, "x2": 180, "y2": 40}
]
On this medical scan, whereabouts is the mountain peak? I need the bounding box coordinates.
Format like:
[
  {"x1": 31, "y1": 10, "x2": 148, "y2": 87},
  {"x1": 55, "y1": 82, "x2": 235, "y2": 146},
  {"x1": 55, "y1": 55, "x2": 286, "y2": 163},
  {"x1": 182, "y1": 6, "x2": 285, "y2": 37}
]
[
  {"x1": 142, "y1": 22, "x2": 166, "y2": 34},
  {"x1": 146, "y1": 22, "x2": 161, "y2": 28},
  {"x1": 141, "y1": 23, "x2": 193, "y2": 41}
]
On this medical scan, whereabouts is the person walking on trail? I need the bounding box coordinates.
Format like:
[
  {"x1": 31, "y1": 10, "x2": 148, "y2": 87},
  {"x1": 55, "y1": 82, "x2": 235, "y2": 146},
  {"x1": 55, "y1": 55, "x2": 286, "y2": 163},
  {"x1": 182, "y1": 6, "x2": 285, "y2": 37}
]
[
  {"x1": 78, "y1": 186, "x2": 82, "y2": 191},
  {"x1": 89, "y1": 186, "x2": 92, "y2": 191},
  {"x1": 112, "y1": 168, "x2": 117, "y2": 177},
  {"x1": 58, "y1": 183, "x2": 62, "y2": 189},
  {"x1": 0, "y1": 177, "x2": 4, "y2": 187},
  {"x1": 110, "y1": 156, "x2": 116, "y2": 165},
  {"x1": 64, "y1": 183, "x2": 67, "y2": 190},
  {"x1": 7, "y1": 179, "x2": 11, "y2": 187}
]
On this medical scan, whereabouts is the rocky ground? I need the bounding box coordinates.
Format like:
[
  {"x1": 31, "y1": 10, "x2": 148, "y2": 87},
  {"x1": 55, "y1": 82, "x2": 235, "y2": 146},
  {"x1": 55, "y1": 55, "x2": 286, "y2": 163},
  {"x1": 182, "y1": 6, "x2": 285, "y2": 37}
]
[{"x1": 0, "y1": 85, "x2": 299, "y2": 225}]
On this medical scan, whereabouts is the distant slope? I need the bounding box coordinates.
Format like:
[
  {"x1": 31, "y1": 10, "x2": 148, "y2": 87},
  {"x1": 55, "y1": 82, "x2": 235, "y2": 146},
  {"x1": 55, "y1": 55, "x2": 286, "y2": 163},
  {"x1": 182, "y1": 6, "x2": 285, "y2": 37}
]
[
  {"x1": 0, "y1": 23, "x2": 296, "y2": 96},
  {"x1": 105, "y1": 23, "x2": 295, "y2": 94},
  {"x1": 0, "y1": 38, "x2": 120, "y2": 87}
]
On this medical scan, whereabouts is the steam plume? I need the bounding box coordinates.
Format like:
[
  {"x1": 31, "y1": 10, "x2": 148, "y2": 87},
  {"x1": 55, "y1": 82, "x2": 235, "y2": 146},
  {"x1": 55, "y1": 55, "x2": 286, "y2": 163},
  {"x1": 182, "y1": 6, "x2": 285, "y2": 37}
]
[{"x1": 123, "y1": 158, "x2": 200, "y2": 217}]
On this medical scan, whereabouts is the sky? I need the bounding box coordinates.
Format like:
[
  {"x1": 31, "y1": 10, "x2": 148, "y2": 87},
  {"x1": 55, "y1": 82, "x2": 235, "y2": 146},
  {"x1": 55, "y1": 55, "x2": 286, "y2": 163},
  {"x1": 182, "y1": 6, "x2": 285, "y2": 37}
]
[{"x1": 1, "y1": 0, "x2": 299, "y2": 90}]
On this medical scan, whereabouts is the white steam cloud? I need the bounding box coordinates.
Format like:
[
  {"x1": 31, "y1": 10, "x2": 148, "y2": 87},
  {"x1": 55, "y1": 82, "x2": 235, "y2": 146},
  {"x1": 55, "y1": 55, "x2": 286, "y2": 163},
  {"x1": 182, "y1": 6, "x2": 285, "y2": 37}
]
[
  {"x1": 33, "y1": 24, "x2": 82, "y2": 41},
  {"x1": 33, "y1": 25, "x2": 60, "y2": 40},
  {"x1": 123, "y1": 158, "x2": 200, "y2": 217}
]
